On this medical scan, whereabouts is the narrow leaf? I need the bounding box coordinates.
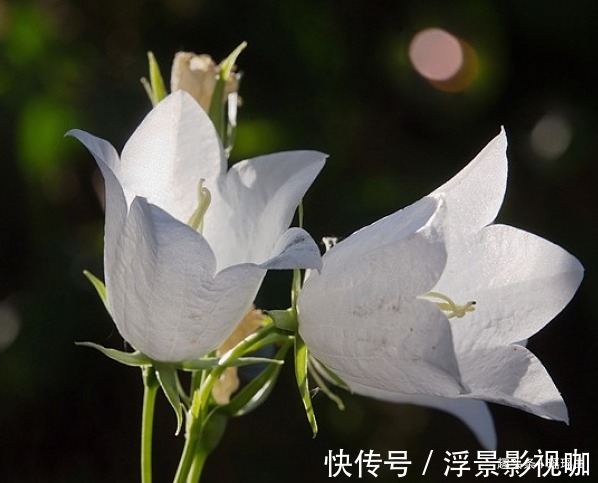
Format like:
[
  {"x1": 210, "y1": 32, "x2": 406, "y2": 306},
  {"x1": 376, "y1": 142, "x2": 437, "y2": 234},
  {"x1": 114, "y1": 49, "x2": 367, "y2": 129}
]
[
  {"x1": 76, "y1": 342, "x2": 152, "y2": 367},
  {"x1": 83, "y1": 270, "x2": 108, "y2": 311}
]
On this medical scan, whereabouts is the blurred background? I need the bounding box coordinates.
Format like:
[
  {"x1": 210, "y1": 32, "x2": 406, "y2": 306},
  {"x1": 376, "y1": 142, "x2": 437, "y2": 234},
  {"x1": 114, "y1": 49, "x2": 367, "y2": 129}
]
[{"x1": 0, "y1": 0, "x2": 596, "y2": 481}]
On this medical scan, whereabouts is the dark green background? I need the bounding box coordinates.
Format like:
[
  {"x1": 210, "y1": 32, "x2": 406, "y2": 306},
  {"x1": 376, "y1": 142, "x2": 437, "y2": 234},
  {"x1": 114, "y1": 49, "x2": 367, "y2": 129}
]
[{"x1": 0, "y1": 0, "x2": 595, "y2": 481}]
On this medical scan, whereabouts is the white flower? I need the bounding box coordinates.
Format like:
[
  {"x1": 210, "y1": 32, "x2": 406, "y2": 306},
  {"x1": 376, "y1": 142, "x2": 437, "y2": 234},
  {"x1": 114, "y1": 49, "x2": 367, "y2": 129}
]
[
  {"x1": 69, "y1": 91, "x2": 325, "y2": 362},
  {"x1": 298, "y1": 129, "x2": 583, "y2": 448}
]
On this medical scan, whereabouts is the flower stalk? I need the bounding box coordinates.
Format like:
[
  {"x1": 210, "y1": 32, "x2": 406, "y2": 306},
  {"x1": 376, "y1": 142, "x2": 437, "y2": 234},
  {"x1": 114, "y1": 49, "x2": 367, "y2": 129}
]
[
  {"x1": 141, "y1": 366, "x2": 159, "y2": 483},
  {"x1": 173, "y1": 322, "x2": 291, "y2": 482}
]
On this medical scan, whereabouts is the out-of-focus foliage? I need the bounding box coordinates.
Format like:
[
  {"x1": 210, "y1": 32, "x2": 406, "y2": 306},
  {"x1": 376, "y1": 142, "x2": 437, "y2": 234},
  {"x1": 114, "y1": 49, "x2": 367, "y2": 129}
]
[{"x1": 1, "y1": 0, "x2": 596, "y2": 481}]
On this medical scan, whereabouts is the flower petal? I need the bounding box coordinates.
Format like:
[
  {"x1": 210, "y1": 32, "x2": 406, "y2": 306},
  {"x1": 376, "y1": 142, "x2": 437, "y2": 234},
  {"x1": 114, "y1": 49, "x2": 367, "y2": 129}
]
[
  {"x1": 346, "y1": 385, "x2": 497, "y2": 450},
  {"x1": 432, "y1": 128, "x2": 507, "y2": 233},
  {"x1": 299, "y1": 197, "x2": 463, "y2": 397},
  {"x1": 66, "y1": 129, "x2": 127, "y2": 289},
  {"x1": 111, "y1": 198, "x2": 263, "y2": 362},
  {"x1": 203, "y1": 150, "x2": 326, "y2": 270},
  {"x1": 457, "y1": 344, "x2": 568, "y2": 422},
  {"x1": 66, "y1": 128, "x2": 120, "y2": 171},
  {"x1": 119, "y1": 91, "x2": 225, "y2": 223},
  {"x1": 434, "y1": 224, "x2": 584, "y2": 350},
  {"x1": 259, "y1": 227, "x2": 322, "y2": 271},
  {"x1": 302, "y1": 300, "x2": 462, "y2": 397}
]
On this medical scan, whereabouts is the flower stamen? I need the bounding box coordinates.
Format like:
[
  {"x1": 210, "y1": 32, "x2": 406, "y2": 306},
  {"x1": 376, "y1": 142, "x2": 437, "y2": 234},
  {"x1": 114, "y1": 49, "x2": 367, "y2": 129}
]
[
  {"x1": 188, "y1": 178, "x2": 211, "y2": 233},
  {"x1": 426, "y1": 291, "x2": 476, "y2": 319}
]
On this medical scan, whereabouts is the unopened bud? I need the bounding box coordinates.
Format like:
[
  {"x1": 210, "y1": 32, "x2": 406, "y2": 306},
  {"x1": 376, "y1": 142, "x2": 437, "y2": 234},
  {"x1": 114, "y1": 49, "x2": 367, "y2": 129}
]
[
  {"x1": 170, "y1": 52, "x2": 239, "y2": 112},
  {"x1": 212, "y1": 306, "x2": 264, "y2": 405}
]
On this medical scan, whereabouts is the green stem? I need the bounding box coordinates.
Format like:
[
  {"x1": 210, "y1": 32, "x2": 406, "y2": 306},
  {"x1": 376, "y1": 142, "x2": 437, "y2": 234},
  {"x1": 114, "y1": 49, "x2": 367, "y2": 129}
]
[
  {"x1": 173, "y1": 408, "x2": 221, "y2": 482},
  {"x1": 173, "y1": 415, "x2": 200, "y2": 483},
  {"x1": 141, "y1": 366, "x2": 159, "y2": 483},
  {"x1": 173, "y1": 324, "x2": 281, "y2": 482},
  {"x1": 186, "y1": 436, "x2": 209, "y2": 483}
]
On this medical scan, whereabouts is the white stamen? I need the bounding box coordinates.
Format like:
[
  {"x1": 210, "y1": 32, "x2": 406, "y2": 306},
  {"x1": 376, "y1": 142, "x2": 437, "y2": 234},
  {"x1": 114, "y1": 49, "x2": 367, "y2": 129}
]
[
  {"x1": 425, "y1": 291, "x2": 476, "y2": 319},
  {"x1": 188, "y1": 178, "x2": 212, "y2": 233}
]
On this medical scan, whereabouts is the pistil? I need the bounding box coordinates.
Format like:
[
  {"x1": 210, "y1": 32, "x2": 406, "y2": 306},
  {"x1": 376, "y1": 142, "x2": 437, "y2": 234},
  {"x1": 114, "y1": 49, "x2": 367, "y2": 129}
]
[
  {"x1": 188, "y1": 178, "x2": 212, "y2": 233},
  {"x1": 425, "y1": 291, "x2": 476, "y2": 319}
]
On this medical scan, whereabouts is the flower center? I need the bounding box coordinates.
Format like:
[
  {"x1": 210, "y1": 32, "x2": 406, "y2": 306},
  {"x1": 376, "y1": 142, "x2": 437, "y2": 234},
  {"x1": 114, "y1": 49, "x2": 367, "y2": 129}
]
[
  {"x1": 188, "y1": 178, "x2": 212, "y2": 233},
  {"x1": 425, "y1": 291, "x2": 476, "y2": 319}
]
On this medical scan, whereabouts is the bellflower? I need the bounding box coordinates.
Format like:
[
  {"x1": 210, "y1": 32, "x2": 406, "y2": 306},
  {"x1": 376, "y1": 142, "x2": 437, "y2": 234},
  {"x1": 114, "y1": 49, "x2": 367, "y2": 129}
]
[
  {"x1": 298, "y1": 129, "x2": 583, "y2": 448},
  {"x1": 69, "y1": 91, "x2": 325, "y2": 363}
]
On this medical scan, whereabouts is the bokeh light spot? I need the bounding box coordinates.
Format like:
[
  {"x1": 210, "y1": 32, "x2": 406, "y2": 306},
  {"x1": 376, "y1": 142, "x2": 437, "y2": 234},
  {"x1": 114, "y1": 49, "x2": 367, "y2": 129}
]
[
  {"x1": 409, "y1": 28, "x2": 463, "y2": 81},
  {"x1": 17, "y1": 96, "x2": 78, "y2": 177},
  {"x1": 530, "y1": 113, "x2": 573, "y2": 161},
  {"x1": 408, "y1": 28, "x2": 479, "y2": 92}
]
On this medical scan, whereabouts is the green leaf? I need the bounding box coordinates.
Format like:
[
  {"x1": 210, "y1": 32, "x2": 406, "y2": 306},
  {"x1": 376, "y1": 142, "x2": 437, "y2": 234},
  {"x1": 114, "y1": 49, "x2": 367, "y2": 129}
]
[
  {"x1": 76, "y1": 342, "x2": 152, "y2": 367},
  {"x1": 294, "y1": 334, "x2": 318, "y2": 437},
  {"x1": 154, "y1": 363, "x2": 183, "y2": 435},
  {"x1": 83, "y1": 270, "x2": 108, "y2": 311}
]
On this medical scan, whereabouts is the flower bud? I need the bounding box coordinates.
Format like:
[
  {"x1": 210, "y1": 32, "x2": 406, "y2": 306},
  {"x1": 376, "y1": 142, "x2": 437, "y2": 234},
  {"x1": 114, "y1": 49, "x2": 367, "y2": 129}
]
[
  {"x1": 170, "y1": 52, "x2": 239, "y2": 112},
  {"x1": 212, "y1": 306, "x2": 264, "y2": 405}
]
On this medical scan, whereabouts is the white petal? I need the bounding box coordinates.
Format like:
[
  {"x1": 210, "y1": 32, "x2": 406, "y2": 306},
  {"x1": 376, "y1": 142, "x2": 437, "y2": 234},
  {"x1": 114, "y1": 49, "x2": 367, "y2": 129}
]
[
  {"x1": 66, "y1": 130, "x2": 127, "y2": 290},
  {"x1": 302, "y1": 300, "x2": 462, "y2": 397},
  {"x1": 347, "y1": 385, "x2": 497, "y2": 450},
  {"x1": 119, "y1": 91, "x2": 225, "y2": 223},
  {"x1": 110, "y1": 198, "x2": 263, "y2": 362},
  {"x1": 457, "y1": 344, "x2": 568, "y2": 422},
  {"x1": 66, "y1": 129, "x2": 120, "y2": 172},
  {"x1": 432, "y1": 128, "x2": 507, "y2": 233},
  {"x1": 203, "y1": 150, "x2": 326, "y2": 270},
  {"x1": 435, "y1": 224, "x2": 584, "y2": 350},
  {"x1": 259, "y1": 227, "x2": 322, "y2": 271},
  {"x1": 299, "y1": 198, "x2": 462, "y2": 397},
  {"x1": 326, "y1": 197, "x2": 446, "y2": 266}
]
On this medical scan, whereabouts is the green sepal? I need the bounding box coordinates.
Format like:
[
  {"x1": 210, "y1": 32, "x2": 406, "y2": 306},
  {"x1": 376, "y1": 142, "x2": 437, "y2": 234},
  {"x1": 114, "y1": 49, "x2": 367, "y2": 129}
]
[
  {"x1": 76, "y1": 341, "x2": 152, "y2": 367},
  {"x1": 178, "y1": 356, "x2": 284, "y2": 372},
  {"x1": 223, "y1": 323, "x2": 292, "y2": 354},
  {"x1": 268, "y1": 308, "x2": 297, "y2": 332},
  {"x1": 83, "y1": 270, "x2": 108, "y2": 311},
  {"x1": 208, "y1": 41, "x2": 246, "y2": 145},
  {"x1": 294, "y1": 334, "x2": 318, "y2": 437},
  {"x1": 141, "y1": 51, "x2": 168, "y2": 106},
  {"x1": 220, "y1": 343, "x2": 291, "y2": 417},
  {"x1": 154, "y1": 362, "x2": 183, "y2": 435},
  {"x1": 311, "y1": 356, "x2": 351, "y2": 391},
  {"x1": 308, "y1": 358, "x2": 345, "y2": 411},
  {"x1": 220, "y1": 42, "x2": 247, "y2": 81}
]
